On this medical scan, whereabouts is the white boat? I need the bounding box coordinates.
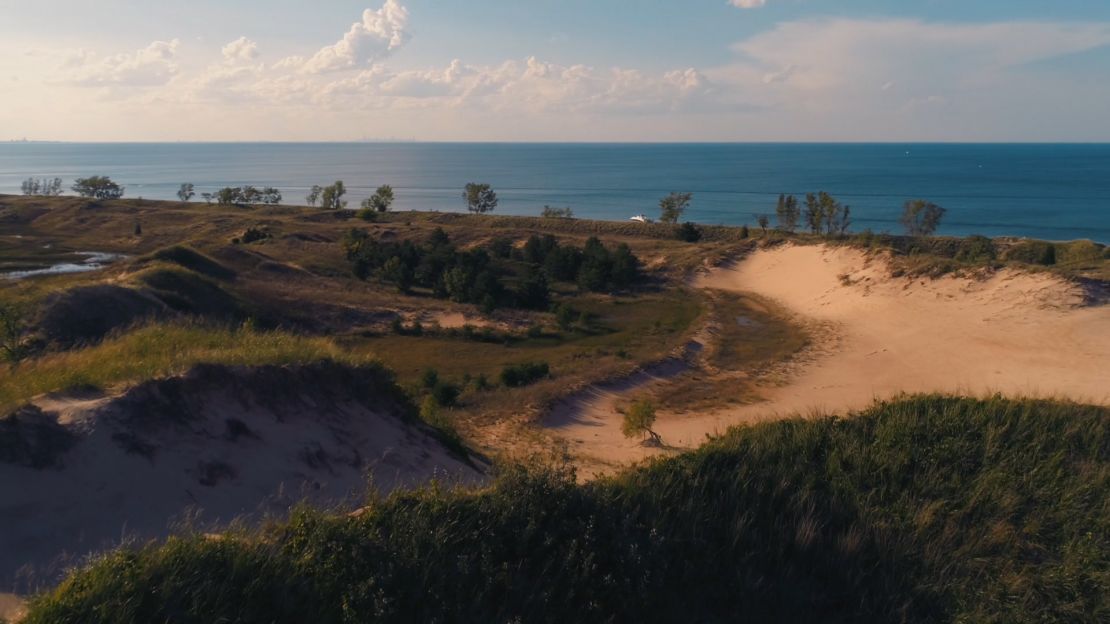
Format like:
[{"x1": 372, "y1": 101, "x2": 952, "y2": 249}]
[{"x1": 630, "y1": 214, "x2": 649, "y2": 223}]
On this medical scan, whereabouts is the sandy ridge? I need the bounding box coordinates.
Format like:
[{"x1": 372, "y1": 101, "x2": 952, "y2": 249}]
[{"x1": 545, "y1": 244, "x2": 1110, "y2": 476}]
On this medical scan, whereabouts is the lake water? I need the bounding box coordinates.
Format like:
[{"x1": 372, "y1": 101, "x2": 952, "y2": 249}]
[{"x1": 1, "y1": 143, "x2": 1108, "y2": 242}]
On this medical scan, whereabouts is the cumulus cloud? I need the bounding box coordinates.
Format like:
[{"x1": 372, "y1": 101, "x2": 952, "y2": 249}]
[
  {"x1": 308, "y1": 56, "x2": 720, "y2": 115},
  {"x1": 730, "y1": 0, "x2": 767, "y2": 8},
  {"x1": 287, "y1": 0, "x2": 409, "y2": 74},
  {"x1": 60, "y1": 39, "x2": 180, "y2": 87},
  {"x1": 222, "y1": 37, "x2": 258, "y2": 63}
]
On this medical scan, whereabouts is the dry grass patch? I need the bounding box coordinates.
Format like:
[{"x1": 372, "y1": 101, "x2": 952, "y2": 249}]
[{"x1": 0, "y1": 322, "x2": 376, "y2": 411}]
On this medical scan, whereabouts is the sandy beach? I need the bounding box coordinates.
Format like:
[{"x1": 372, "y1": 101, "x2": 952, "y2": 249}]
[{"x1": 546, "y1": 244, "x2": 1110, "y2": 475}]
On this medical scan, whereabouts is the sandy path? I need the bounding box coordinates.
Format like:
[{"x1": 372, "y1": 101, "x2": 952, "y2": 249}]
[{"x1": 545, "y1": 244, "x2": 1110, "y2": 476}]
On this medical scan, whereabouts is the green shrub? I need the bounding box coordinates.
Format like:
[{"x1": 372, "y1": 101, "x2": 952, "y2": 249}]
[
  {"x1": 499, "y1": 361, "x2": 549, "y2": 387},
  {"x1": 420, "y1": 368, "x2": 439, "y2": 389},
  {"x1": 954, "y1": 235, "x2": 996, "y2": 263},
  {"x1": 676, "y1": 222, "x2": 702, "y2": 242},
  {"x1": 1054, "y1": 240, "x2": 1104, "y2": 266},
  {"x1": 1005, "y1": 240, "x2": 1056, "y2": 265},
  {"x1": 431, "y1": 381, "x2": 460, "y2": 407}
]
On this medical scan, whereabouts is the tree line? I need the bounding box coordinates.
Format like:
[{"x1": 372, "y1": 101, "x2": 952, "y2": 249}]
[
  {"x1": 343, "y1": 228, "x2": 640, "y2": 312},
  {"x1": 18, "y1": 174, "x2": 947, "y2": 238}
]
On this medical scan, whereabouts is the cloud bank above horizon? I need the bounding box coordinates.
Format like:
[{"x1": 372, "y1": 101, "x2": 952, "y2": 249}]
[{"x1": 2, "y1": 0, "x2": 1109, "y2": 141}]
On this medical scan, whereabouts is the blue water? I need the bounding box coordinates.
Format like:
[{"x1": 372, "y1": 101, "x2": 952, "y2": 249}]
[{"x1": 1, "y1": 143, "x2": 1108, "y2": 242}]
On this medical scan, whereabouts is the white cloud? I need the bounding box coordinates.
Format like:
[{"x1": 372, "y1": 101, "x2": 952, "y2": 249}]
[
  {"x1": 288, "y1": 0, "x2": 409, "y2": 74},
  {"x1": 730, "y1": 0, "x2": 767, "y2": 8},
  {"x1": 222, "y1": 37, "x2": 258, "y2": 63},
  {"x1": 727, "y1": 18, "x2": 1110, "y2": 94},
  {"x1": 21, "y1": 12, "x2": 1110, "y2": 141},
  {"x1": 60, "y1": 39, "x2": 180, "y2": 87}
]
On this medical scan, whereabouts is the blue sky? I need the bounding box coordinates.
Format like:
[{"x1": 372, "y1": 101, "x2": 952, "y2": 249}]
[{"x1": 2, "y1": 0, "x2": 1109, "y2": 141}]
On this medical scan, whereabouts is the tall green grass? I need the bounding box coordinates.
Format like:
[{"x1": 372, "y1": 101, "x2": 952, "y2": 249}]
[
  {"x1": 0, "y1": 323, "x2": 376, "y2": 411},
  {"x1": 22, "y1": 395, "x2": 1109, "y2": 623}
]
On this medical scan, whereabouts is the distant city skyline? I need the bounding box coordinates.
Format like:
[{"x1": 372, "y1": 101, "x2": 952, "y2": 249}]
[{"x1": 2, "y1": 0, "x2": 1109, "y2": 142}]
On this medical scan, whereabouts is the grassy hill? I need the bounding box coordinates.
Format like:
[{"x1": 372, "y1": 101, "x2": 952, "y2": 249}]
[{"x1": 20, "y1": 395, "x2": 1109, "y2": 623}]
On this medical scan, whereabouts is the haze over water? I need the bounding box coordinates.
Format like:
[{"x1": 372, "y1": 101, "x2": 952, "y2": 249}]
[{"x1": 2, "y1": 142, "x2": 1108, "y2": 242}]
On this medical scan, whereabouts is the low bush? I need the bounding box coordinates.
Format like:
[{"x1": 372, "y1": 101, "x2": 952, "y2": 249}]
[
  {"x1": 1004, "y1": 240, "x2": 1056, "y2": 265},
  {"x1": 499, "y1": 361, "x2": 550, "y2": 387},
  {"x1": 1054, "y1": 240, "x2": 1105, "y2": 266},
  {"x1": 676, "y1": 222, "x2": 702, "y2": 242}
]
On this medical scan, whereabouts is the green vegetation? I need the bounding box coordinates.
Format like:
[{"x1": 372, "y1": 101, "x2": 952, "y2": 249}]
[
  {"x1": 0, "y1": 323, "x2": 375, "y2": 412},
  {"x1": 541, "y1": 205, "x2": 574, "y2": 219},
  {"x1": 499, "y1": 361, "x2": 550, "y2": 387},
  {"x1": 344, "y1": 228, "x2": 640, "y2": 310},
  {"x1": 320, "y1": 181, "x2": 347, "y2": 210},
  {"x1": 215, "y1": 185, "x2": 282, "y2": 206},
  {"x1": 658, "y1": 191, "x2": 692, "y2": 224},
  {"x1": 20, "y1": 177, "x2": 63, "y2": 197},
  {"x1": 804, "y1": 191, "x2": 851, "y2": 236},
  {"x1": 0, "y1": 301, "x2": 27, "y2": 363},
  {"x1": 675, "y1": 221, "x2": 702, "y2": 242},
  {"x1": 23, "y1": 396, "x2": 1109, "y2": 623},
  {"x1": 775, "y1": 193, "x2": 800, "y2": 232},
  {"x1": 621, "y1": 398, "x2": 659, "y2": 442},
  {"x1": 1005, "y1": 239, "x2": 1057, "y2": 265},
  {"x1": 177, "y1": 183, "x2": 195, "y2": 202},
  {"x1": 358, "y1": 185, "x2": 395, "y2": 219},
  {"x1": 901, "y1": 199, "x2": 946, "y2": 237},
  {"x1": 463, "y1": 182, "x2": 498, "y2": 214},
  {"x1": 71, "y1": 176, "x2": 124, "y2": 200}
]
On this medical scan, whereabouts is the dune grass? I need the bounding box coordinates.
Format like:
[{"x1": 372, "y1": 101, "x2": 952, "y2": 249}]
[
  {"x1": 21, "y1": 395, "x2": 1109, "y2": 623},
  {"x1": 0, "y1": 323, "x2": 376, "y2": 411}
]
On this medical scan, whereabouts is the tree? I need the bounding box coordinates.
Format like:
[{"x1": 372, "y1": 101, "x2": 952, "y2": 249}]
[
  {"x1": 804, "y1": 191, "x2": 851, "y2": 236},
  {"x1": 216, "y1": 187, "x2": 243, "y2": 205},
  {"x1": 463, "y1": 183, "x2": 498, "y2": 214},
  {"x1": 621, "y1": 399, "x2": 660, "y2": 444},
  {"x1": 901, "y1": 199, "x2": 946, "y2": 237},
  {"x1": 775, "y1": 194, "x2": 800, "y2": 233},
  {"x1": 260, "y1": 187, "x2": 282, "y2": 205},
  {"x1": 177, "y1": 183, "x2": 195, "y2": 202},
  {"x1": 306, "y1": 185, "x2": 322, "y2": 207},
  {"x1": 200, "y1": 192, "x2": 214, "y2": 205},
  {"x1": 803, "y1": 193, "x2": 822, "y2": 234},
  {"x1": 321, "y1": 181, "x2": 347, "y2": 210},
  {"x1": 820, "y1": 193, "x2": 851, "y2": 236},
  {"x1": 72, "y1": 176, "x2": 124, "y2": 199},
  {"x1": 21, "y1": 177, "x2": 63, "y2": 196},
  {"x1": 363, "y1": 185, "x2": 395, "y2": 212},
  {"x1": 659, "y1": 192, "x2": 692, "y2": 224},
  {"x1": 756, "y1": 214, "x2": 770, "y2": 234}
]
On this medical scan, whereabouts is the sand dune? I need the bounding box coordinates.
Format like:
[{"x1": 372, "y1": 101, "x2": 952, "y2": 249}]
[
  {"x1": 546, "y1": 244, "x2": 1110, "y2": 475},
  {"x1": 0, "y1": 363, "x2": 485, "y2": 593}
]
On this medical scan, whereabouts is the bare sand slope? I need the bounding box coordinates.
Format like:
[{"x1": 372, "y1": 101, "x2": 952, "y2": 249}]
[
  {"x1": 546, "y1": 244, "x2": 1110, "y2": 477},
  {"x1": 0, "y1": 362, "x2": 485, "y2": 593}
]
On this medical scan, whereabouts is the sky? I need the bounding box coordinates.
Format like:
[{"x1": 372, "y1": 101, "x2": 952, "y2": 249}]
[{"x1": 1, "y1": 0, "x2": 1110, "y2": 142}]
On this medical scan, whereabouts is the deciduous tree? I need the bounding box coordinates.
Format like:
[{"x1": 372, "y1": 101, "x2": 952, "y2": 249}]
[
  {"x1": 72, "y1": 176, "x2": 124, "y2": 200},
  {"x1": 659, "y1": 192, "x2": 692, "y2": 224},
  {"x1": 900, "y1": 199, "x2": 946, "y2": 237},
  {"x1": 463, "y1": 183, "x2": 498, "y2": 214}
]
